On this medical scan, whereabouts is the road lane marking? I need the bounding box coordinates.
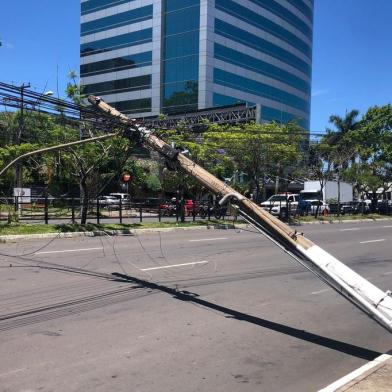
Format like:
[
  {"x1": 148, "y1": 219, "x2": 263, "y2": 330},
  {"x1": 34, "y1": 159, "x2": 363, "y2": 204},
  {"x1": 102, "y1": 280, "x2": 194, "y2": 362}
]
[
  {"x1": 35, "y1": 247, "x2": 103, "y2": 255},
  {"x1": 311, "y1": 288, "x2": 330, "y2": 295},
  {"x1": 141, "y1": 261, "x2": 209, "y2": 271},
  {"x1": 340, "y1": 228, "x2": 360, "y2": 231},
  {"x1": 383, "y1": 271, "x2": 392, "y2": 276},
  {"x1": 189, "y1": 237, "x2": 227, "y2": 242},
  {"x1": 383, "y1": 225, "x2": 392, "y2": 228},
  {"x1": 359, "y1": 239, "x2": 385, "y2": 244}
]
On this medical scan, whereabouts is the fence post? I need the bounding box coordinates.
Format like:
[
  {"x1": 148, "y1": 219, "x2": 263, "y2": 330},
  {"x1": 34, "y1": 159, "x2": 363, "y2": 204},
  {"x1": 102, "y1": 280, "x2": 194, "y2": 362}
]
[
  {"x1": 71, "y1": 198, "x2": 75, "y2": 224},
  {"x1": 208, "y1": 201, "x2": 211, "y2": 221},
  {"x1": 96, "y1": 198, "x2": 100, "y2": 225},
  {"x1": 44, "y1": 194, "x2": 49, "y2": 225},
  {"x1": 192, "y1": 204, "x2": 196, "y2": 222},
  {"x1": 14, "y1": 196, "x2": 18, "y2": 212},
  {"x1": 158, "y1": 205, "x2": 162, "y2": 222},
  {"x1": 139, "y1": 204, "x2": 143, "y2": 222},
  {"x1": 119, "y1": 198, "x2": 123, "y2": 224},
  {"x1": 176, "y1": 200, "x2": 179, "y2": 222}
]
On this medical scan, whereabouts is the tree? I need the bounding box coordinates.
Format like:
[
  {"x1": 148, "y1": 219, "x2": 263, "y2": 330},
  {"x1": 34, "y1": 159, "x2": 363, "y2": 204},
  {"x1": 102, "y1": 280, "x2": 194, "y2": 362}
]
[
  {"x1": 320, "y1": 110, "x2": 360, "y2": 214},
  {"x1": 345, "y1": 105, "x2": 392, "y2": 211},
  {"x1": 202, "y1": 122, "x2": 305, "y2": 202}
]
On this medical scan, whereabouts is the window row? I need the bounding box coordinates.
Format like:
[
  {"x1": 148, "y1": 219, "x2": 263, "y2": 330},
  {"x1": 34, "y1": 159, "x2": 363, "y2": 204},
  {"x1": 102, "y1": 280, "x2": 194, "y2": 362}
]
[
  {"x1": 213, "y1": 68, "x2": 310, "y2": 113},
  {"x1": 81, "y1": 28, "x2": 152, "y2": 57},
  {"x1": 83, "y1": 75, "x2": 151, "y2": 96},
  {"x1": 214, "y1": 43, "x2": 310, "y2": 95},
  {"x1": 81, "y1": 51, "x2": 152, "y2": 77},
  {"x1": 81, "y1": 5, "x2": 153, "y2": 36},
  {"x1": 163, "y1": 31, "x2": 199, "y2": 59},
  {"x1": 215, "y1": 19, "x2": 311, "y2": 76},
  {"x1": 108, "y1": 98, "x2": 151, "y2": 114},
  {"x1": 164, "y1": 0, "x2": 200, "y2": 13},
  {"x1": 213, "y1": 93, "x2": 308, "y2": 129},
  {"x1": 285, "y1": 0, "x2": 313, "y2": 22},
  {"x1": 247, "y1": 0, "x2": 312, "y2": 37},
  {"x1": 163, "y1": 55, "x2": 199, "y2": 84},
  {"x1": 163, "y1": 4, "x2": 200, "y2": 36},
  {"x1": 82, "y1": 0, "x2": 137, "y2": 16},
  {"x1": 215, "y1": 0, "x2": 311, "y2": 59}
]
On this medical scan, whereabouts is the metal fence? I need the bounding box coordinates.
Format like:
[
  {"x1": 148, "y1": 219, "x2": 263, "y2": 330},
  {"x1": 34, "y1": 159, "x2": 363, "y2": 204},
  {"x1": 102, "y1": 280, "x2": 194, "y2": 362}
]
[
  {"x1": 0, "y1": 197, "x2": 236, "y2": 224},
  {"x1": 0, "y1": 197, "x2": 391, "y2": 225}
]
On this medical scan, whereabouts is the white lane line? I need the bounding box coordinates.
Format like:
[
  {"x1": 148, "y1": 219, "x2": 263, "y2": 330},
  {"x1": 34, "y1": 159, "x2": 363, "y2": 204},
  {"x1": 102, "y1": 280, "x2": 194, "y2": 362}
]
[
  {"x1": 359, "y1": 239, "x2": 385, "y2": 244},
  {"x1": 311, "y1": 288, "x2": 330, "y2": 295},
  {"x1": 35, "y1": 247, "x2": 103, "y2": 255},
  {"x1": 383, "y1": 271, "x2": 392, "y2": 276},
  {"x1": 383, "y1": 225, "x2": 392, "y2": 228},
  {"x1": 189, "y1": 237, "x2": 227, "y2": 242},
  {"x1": 340, "y1": 228, "x2": 360, "y2": 231},
  {"x1": 318, "y1": 353, "x2": 392, "y2": 392},
  {"x1": 141, "y1": 261, "x2": 209, "y2": 271}
]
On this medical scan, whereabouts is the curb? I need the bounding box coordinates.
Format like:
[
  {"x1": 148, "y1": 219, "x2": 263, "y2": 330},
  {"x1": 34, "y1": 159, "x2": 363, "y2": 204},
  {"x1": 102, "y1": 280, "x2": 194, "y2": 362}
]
[
  {"x1": 319, "y1": 353, "x2": 392, "y2": 391},
  {"x1": 293, "y1": 217, "x2": 392, "y2": 226},
  {"x1": 0, "y1": 223, "x2": 245, "y2": 243},
  {"x1": 1, "y1": 218, "x2": 391, "y2": 242}
]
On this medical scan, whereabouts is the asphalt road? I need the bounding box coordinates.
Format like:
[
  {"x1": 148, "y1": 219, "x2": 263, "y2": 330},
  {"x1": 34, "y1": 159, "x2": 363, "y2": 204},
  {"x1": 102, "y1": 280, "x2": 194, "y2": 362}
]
[{"x1": 1, "y1": 221, "x2": 392, "y2": 392}]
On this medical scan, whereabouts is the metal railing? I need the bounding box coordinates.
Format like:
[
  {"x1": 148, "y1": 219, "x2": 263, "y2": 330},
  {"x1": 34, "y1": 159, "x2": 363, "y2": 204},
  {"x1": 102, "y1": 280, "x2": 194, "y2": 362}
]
[
  {"x1": 1, "y1": 197, "x2": 391, "y2": 225},
  {"x1": 0, "y1": 197, "x2": 237, "y2": 224}
]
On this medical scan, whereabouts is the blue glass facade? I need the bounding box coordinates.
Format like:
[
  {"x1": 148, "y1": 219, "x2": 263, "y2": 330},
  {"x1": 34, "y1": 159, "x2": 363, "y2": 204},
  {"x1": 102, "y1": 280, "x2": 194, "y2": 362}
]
[
  {"x1": 212, "y1": 0, "x2": 313, "y2": 128},
  {"x1": 80, "y1": 0, "x2": 313, "y2": 125},
  {"x1": 81, "y1": 5, "x2": 153, "y2": 36},
  {"x1": 161, "y1": 0, "x2": 200, "y2": 114}
]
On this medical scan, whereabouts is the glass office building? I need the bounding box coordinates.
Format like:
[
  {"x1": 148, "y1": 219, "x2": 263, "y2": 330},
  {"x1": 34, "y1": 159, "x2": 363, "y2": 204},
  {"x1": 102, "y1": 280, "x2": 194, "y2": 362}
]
[{"x1": 81, "y1": 0, "x2": 313, "y2": 128}]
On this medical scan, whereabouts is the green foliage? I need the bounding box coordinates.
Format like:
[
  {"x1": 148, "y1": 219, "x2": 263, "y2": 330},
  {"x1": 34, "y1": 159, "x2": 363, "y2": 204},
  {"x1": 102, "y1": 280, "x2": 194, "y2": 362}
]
[
  {"x1": 144, "y1": 173, "x2": 162, "y2": 193},
  {"x1": 157, "y1": 120, "x2": 305, "y2": 200}
]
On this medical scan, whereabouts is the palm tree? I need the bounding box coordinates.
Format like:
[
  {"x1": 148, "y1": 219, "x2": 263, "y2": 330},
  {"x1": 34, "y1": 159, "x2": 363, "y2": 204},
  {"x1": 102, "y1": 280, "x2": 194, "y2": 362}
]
[
  {"x1": 325, "y1": 109, "x2": 360, "y2": 216},
  {"x1": 327, "y1": 110, "x2": 360, "y2": 160}
]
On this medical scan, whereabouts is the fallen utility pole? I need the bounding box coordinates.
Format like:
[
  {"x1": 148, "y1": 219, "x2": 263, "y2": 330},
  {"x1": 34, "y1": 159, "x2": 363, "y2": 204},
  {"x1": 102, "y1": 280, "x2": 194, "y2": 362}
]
[{"x1": 88, "y1": 95, "x2": 392, "y2": 333}]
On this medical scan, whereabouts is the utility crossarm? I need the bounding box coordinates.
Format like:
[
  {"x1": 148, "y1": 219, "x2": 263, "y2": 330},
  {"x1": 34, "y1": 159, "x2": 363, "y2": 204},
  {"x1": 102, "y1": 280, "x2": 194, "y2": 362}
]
[{"x1": 88, "y1": 95, "x2": 392, "y2": 334}]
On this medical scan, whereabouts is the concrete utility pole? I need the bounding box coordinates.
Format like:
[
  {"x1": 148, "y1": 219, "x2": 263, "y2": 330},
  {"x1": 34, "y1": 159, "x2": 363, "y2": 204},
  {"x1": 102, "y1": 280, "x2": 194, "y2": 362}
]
[
  {"x1": 15, "y1": 83, "x2": 31, "y2": 188},
  {"x1": 89, "y1": 95, "x2": 392, "y2": 334},
  {"x1": 15, "y1": 83, "x2": 31, "y2": 212}
]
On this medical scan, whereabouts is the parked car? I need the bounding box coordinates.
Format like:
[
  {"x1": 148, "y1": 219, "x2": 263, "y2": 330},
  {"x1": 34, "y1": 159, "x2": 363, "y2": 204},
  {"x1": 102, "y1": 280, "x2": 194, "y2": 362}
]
[
  {"x1": 304, "y1": 200, "x2": 330, "y2": 215},
  {"x1": 352, "y1": 200, "x2": 371, "y2": 214},
  {"x1": 109, "y1": 193, "x2": 131, "y2": 207},
  {"x1": 98, "y1": 195, "x2": 119, "y2": 208},
  {"x1": 260, "y1": 193, "x2": 299, "y2": 218}
]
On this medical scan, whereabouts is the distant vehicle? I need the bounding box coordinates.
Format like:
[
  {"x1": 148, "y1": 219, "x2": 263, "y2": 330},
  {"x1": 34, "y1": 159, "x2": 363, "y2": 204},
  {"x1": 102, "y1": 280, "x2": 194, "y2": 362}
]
[
  {"x1": 98, "y1": 195, "x2": 118, "y2": 208},
  {"x1": 109, "y1": 193, "x2": 131, "y2": 207},
  {"x1": 302, "y1": 200, "x2": 330, "y2": 216},
  {"x1": 109, "y1": 193, "x2": 131, "y2": 201},
  {"x1": 301, "y1": 181, "x2": 353, "y2": 204},
  {"x1": 185, "y1": 199, "x2": 194, "y2": 216},
  {"x1": 260, "y1": 193, "x2": 299, "y2": 217}
]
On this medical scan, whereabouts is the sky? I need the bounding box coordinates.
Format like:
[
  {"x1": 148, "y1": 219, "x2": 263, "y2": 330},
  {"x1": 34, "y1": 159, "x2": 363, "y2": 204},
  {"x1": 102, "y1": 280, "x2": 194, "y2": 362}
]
[{"x1": 1, "y1": 0, "x2": 391, "y2": 133}]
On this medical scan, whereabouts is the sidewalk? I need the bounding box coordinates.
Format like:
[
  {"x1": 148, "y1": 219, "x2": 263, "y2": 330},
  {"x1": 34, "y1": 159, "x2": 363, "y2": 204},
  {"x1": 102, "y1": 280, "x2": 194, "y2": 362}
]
[{"x1": 319, "y1": 354, "x2": 392, "y2": 391}]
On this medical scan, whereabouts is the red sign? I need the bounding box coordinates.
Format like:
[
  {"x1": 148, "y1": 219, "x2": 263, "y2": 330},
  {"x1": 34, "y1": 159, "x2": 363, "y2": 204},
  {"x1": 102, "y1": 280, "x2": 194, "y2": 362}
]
[{"x1": 123, "y1": 174, "x2": 131, "y2": 182}]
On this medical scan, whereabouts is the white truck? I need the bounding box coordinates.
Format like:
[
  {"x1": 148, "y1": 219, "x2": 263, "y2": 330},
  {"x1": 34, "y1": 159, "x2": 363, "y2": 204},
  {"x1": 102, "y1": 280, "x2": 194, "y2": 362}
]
[{"x1": 300, "y1": 181, "x2": 353, "y2": 203}]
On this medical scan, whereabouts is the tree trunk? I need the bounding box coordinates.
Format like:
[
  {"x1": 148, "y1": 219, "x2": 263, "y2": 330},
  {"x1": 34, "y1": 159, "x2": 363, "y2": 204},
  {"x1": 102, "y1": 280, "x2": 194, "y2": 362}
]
[
  {"x1": 371, "y1": 192, "x2": 378, "y2": 213},
  {"x1": 80, "y1": 177, "x2": 89, "y2": 225},
  {"x1": 337, "y1": 175, "x2": 341, "y2": 218}
]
